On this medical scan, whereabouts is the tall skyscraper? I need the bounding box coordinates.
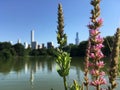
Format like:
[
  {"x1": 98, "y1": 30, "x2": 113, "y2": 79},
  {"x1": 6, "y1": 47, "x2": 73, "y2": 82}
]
[
  {"x1": 31, "y1": 30, "x2": 34, "y2": 43},
  {"x1": 75, "y1": 32, "x2": 79, "y2": 45},
  {"x1": 31, "y1": 30, "x2": 38, "y2": 49}
]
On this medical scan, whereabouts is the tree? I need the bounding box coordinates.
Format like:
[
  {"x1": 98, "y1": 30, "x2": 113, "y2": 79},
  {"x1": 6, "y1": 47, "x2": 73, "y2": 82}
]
[
  {"x1": 0, "y1": 42, "x2": 12, "y2": 50},
  {"x1": 102, "y1": 36, "x2": 114, "y2": 56},
  {"x1": 13, "y1": 43, "x2": 25, "y2": 56}
]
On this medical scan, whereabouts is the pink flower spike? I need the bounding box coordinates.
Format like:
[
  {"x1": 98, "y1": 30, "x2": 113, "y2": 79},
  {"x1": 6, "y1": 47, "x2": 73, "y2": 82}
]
[
  {"x1": 88, "y1": 62, "x2": 94, "y2": 67},
  {"x1": 99, "y1": 77, "x2": 107, "y2": 85},
  {"x1": 97, "y1": 18, "x2": 103, "y2": 26},
  {"x1": 90, "y1": 53, "x2": 95, "y2": 59},
  {"x1": 99, "y1": 71, "x2": 105, "y2": 76},
  {"x1": 95, "y1": 35, "x2": 104, "y2": 43},
  {"x1": 96, "y1": 61, "x2": 105, "y2": 68},
  {"x1": 90, "y1": 69, "x2": 99, "y2": 76},
  {"x1": 90, "y1": 77, "x2": 107, "y2": 86},
  {"x1": 96, "y1": 44, "x2": 104, "y2": 49},
  {"x1": 90, "y1": 80, "x2": 100, "y2": 86},
  {"x1": 96, "y1": 50, "x2": 104, "y2": 60},
  {"x1": 89, "y1": 29, "x2": 100, "y2": 36}
]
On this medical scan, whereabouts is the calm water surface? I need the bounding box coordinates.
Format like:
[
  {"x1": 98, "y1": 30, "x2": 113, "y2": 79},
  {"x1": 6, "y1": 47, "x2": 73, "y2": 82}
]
[{"x1": 0, "y1": 57, "x2": 119, "y2": 90}]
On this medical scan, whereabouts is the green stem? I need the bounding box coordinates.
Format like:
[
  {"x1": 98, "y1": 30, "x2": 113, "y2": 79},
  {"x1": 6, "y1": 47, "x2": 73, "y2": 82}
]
[{"x1": 63, "y1": 76, "x2": 67, "y2": 90}]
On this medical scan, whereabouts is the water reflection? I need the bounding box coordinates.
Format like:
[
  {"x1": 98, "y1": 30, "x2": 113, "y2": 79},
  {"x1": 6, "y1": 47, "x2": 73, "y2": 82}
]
[
  {"x1": 0, "y1": 57, "x2": 119, "y2": 90},
  {"x1": 0, "y1": 57, "x2": 55, "y2": 74}
]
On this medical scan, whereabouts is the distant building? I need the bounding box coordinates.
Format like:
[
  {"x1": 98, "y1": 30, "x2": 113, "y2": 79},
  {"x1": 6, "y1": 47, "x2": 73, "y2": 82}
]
[
  {"x1": 31, "y1": 30, "x2": 34, "y2": 43},
  {"x1": 75, "y1": 32, "x2": 79, "y2": 45},
  {"x1": 47, "y1": 42, "x2": 54, "y2": 48},
  {"x1": 31, "y1": 30, "x2": 38, "y2": 49},
  {"x1": 31, "y1": 41, "x2": 38, "y2": 49},
  {"x1": 24, "y1": 42, "x2": 28, "y2": 49},
  {"x1": 42, "y1": 43, "x2": 45, "y2": 48},
  {"x1": 28, "y1": 44, "x2": 31, "y2": 48},
  {"x1": 38, "y1": 44, "x2": 42, "y2": 49}
]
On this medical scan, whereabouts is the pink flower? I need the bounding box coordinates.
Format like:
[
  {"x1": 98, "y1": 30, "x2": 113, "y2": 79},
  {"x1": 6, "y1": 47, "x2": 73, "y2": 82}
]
[
  {"x1": 89, "y1": 29, "x2": 100, "y2": 36},
  {"x1": 90, "y1": 77, "x2": 106, "y2": 86},
  {"x1": 88, "y1": 62, "x2": 94, "y2": 67},
  {"x1": 91, "y1": 44, "x2": 104, "y2": 52},
  {"x1": 99, "y1": 77, "x2": 107, "y2": 85},
  {"x1": 90, "y1": 53, "x2": 95, "y2": 59},
  {"x1": 97, "y1": 44, "x2": 104, "y2": 48},
  {"x1": 90, "y1": 80, "x2": 100, "y2": 86},
  {"x1": 99, "y1": 71, "x2": 105, "y2": 76},
  {"x1": 91, "y1": 69, "x2": 99, "y2": 76},
  {"x1": 96, "y1": 50, "x2": 104, "y2": 60},
  {"x1": 95, "y1": 35, "x2": 104, "y2": 43},
  {"x1": 90, "y1": 50, "x2": 104, "y2": 60},
  {"x1": 97, "y1": 18, "x2": 103, "y2": 27},
  {"x1": 96, "y1": 61, "x2": 105, "y2": 68}
]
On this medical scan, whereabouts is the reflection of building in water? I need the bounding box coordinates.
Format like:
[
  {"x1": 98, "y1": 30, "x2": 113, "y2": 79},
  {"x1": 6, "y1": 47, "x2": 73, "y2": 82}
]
[
  {"x1": 30, "y1": 69, "x2": 34, "y2": 87},
  {"x1": 29, "y1": 62, "x2": 36, "y2": 88},
  {"x1": 25, "y1": 62, "x2": 28, "y2": 74},
  {"x1": 23, "y1": 58, "x2": 55, "y2": 87}
]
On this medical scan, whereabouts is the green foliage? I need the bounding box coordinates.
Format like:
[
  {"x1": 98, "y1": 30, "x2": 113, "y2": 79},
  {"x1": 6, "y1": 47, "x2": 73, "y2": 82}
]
[
  {"x1": 118, "y1": 57, "x2": 120, "y2": 76},
  {"x1": 55, "y1": 49, "x2": 71, "y2": 77},
  {"x1": 47, "y1": 48, "x2": 57, "y2": 56},
  {"x1": 0, "y1": 42, "x2": 13, "y2": 59},
  {"x1": 70, "y1": 80, "x2": 84, "y2": 90},
  {"x1": 62, "y1": 36, "x2": 114, "y2": 57},
  {"x1": 0, "y1": 49, "x2": 12, "y2": 60},
  {"x1": 0, "y1": 42, "x2": 12, "y2": 50},
  {"x1": 57, "y1": 3, "x2": 67, "y2": 49},
  {"x1": 102, "y1": 36, "x2": 114, "y2": 56},
  {"x1": 13, "y1": 43, "x2": 25, "y2": 56}
]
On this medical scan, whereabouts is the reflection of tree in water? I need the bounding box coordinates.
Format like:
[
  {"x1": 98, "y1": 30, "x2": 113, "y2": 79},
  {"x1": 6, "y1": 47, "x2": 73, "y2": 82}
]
[
  {"x1": 12, "y1": 58, "x2": 25, "y2": 72},
  {"x1": 47, "y1": 59, "x2": 54, "y2": 72},
  {"x1": 0, "y1": 57, "x2": 26, "y2": 74},
  {"x1": 0, "y1": 59, "x2": 13, "y2": 74}
]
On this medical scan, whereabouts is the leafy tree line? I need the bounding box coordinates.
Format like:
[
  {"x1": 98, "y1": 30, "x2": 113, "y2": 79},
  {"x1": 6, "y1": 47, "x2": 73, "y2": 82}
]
[
  {"x1": 0, "y1": 35, "x2": 113, "y2": 59},
  {"x1": 63, "y1": 36, "x2": 114, "y2": 57},
  {"x1": 0, "y1": 42, "x2": 25, "y2": 59},
  {"x1": 0, "y1": 42, "x2": 56, "y2": 59}
]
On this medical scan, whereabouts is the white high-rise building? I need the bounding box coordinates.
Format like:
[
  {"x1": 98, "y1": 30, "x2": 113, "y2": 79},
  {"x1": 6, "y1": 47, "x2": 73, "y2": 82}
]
[
  {"x1": 31, "y1": 30, "x2": 38, "y2": 49},
  {"x1": 31, "y1": 41, "x2": 38, "y2": 49},
  {"x1": 24, "y1": 42, "x2": 28, "y2": 49},
  {"x1": 75, "y1": 32, "x2": 79, "y2": 45}
]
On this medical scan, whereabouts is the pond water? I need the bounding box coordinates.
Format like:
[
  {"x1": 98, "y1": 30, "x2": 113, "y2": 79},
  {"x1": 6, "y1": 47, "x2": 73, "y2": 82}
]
[{"x1": 0, "y1": 57, "x2": 119, "y2": 90}]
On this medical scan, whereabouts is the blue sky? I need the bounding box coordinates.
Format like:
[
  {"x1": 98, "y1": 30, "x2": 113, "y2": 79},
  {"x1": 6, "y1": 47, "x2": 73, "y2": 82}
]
[{"x1": 0, "y1": 0, "x2": 120, "y2": 46}]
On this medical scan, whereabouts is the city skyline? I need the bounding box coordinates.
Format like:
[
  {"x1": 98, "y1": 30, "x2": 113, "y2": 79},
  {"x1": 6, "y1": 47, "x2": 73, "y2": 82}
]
[{"x1": 0, "y1": 0, "x2": 120, "y2": 46}]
